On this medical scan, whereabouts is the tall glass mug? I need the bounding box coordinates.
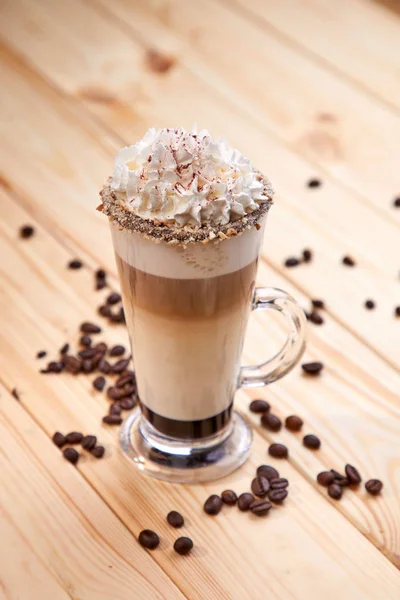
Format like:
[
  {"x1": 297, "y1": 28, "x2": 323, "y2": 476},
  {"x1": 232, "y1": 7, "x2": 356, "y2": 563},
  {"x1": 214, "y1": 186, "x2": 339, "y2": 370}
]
[{"x1": 110, "y1": 211, "x2": 306, "y2": 483}]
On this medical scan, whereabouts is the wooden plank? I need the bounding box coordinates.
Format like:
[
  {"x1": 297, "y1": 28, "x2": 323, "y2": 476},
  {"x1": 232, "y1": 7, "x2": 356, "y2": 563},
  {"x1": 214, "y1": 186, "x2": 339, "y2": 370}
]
[
  {"x1": 224, "y1": 0, "x2": 400, "y2": 112},
  {"x1": 0, "y1": 34, "x2": 399, "y2": 368},
  {"x1": 1, "y1": 186, "x2": 400, "y2": 569}
]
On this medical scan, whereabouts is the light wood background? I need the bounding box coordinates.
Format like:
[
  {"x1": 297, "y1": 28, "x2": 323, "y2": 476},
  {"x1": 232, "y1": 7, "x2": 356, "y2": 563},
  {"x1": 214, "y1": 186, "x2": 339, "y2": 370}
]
[{"x1": 0, "y1": 0, "x2": 399, "y2": 598}]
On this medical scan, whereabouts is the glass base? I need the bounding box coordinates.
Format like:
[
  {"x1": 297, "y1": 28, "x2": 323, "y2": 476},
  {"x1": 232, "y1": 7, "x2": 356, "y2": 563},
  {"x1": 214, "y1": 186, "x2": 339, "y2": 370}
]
[{"x1": 119, "y1": 408, "x2": 253, "y2": 483}]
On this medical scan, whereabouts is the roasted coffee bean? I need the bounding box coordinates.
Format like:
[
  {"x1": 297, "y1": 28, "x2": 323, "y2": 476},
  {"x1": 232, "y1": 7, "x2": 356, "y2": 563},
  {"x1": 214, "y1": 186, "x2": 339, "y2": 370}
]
[
  {"x1": 81, "y1": 435, "x2": 97, "y2": 450},
  {"x1": 203, "y1": 494, "x2": 223, "y2": 515},
  {"x1": 109, "y1": 403, "x2": 122, "y2": 416},
  {"x1": 120, "y1": 397, "x2": 136, "y2": 410},
  {"x1": 261, "y1": 412, "x2": 282, "y2": 432},
  {"x1": 111, "y1": 358, "x2": 131, "y2": 374},
  {"x1": 394, "y1": 306, "x2": 400, "y2": 317},
  {"x1": 103, "y1": 415, "x2": 123, "y2": 425},
  {"x1": 107, "y1": 292, "x2": 121, "y2": 305},
  {"x1": 91, "y1": 445, "x2": 105, "y2": 459},
  {"x1": 19, "y1": 224, "x2": 35, "y2": 239},
  {"x1": 285, "y1": 415, "x2": 303, "y2": 431},
  {"x1": 365, "y1": 479, "x2": 383, "y2": 495},
  {"x1": 11, "y1": 388, "x2": 20, "y2": 401},
  {"x1": 78, "y1": 348, "x2": 98, "y2": 359},
  {"x1": 285, "y1": 257, "x2": 300, "y2": 268},
  {"x1": 60, "y1": 343, "x2": 70, "y2": 355},
  {"x1": 98, "y1": 305, "x2": 112, "y2": 317},
  {"x1": 270, "y1": 478, "x2": 289, "y2": 490},
  {"x1": 65, "y1": 432, "x2": 83, "y2": 445},
  {"x1": 251, "y1": 476, "x2": 270, "y2": 497},
  {"x1": 91, "y1": 352, "x2": 104, "y2": 368},
  {"x1": 342, "y1": 255, "x2": 356, "y2": 267},
  {"x1": 110, "y1": 307, "x2": 125, "y2": 323},
  {"x1": 96, "y1": 278, "x2": 107, "y2": 291},
  {"x1": 268, "y1": 489, "x2": 288, "y2": 503},
  {"x1": 237, "y1": 493, "x2": 255, "y2": 511},
  {"x1": 303, "y1": 434, "x2": 321, "y2": 450},
  {"x1": 98, "y1": 359, "x2": 111, "y2": 374},
  {"x1": 393, "y1": 197, "x2": 400, "y2": 207},
  {"x1": 249, "y1": 500, "x2": 272, "y2": 516},
  {"x1": 96, "y1": 268, "x2": 106, "y2": 279},
  {"x1": 249, "y1": 399, "x2": 270, "y2": 413},
  {"x1": 79, "y1": 335, "x2": 92, "y2": 347},
  {"x1": 221, "y1": 490, "x2": 237, "y2": 505},
  {"x1": 52, "y1": 432, "x2": 66, "y2": 448},
  {"x1": 309, "y1": 311, "x2": 324, "y2": 325},
  {"x1": 116, "y1": 372, "x2": 136, "y2": 388},
  {"x1": 257, "y1": 465, "x2": 280, "y2": 481},
  {"x1": 82, "y1": 359, "x2": 94, "y2": 374},
  {"x1": 345, "y1": 464, "x2": 362, "y2": 485},
  {"x1": 108, "y1": 345, "x2": 125, "y2": 358},
  {"x1": 80, "y1": 322, "x2": 101, "y2": 334},
  {"x1": 302, "y1": 248, "x2": 312, "y2": 263},
  {"x1": 68, "y1": 259, "x2": 82, "y2": 269},
  {"x1": 93, "y1": 376, "x2": 106, "y2": 391},
  {"x1": 317, "y1": 471, "x2": 335, "y2": 486},
  {"x1": 107, "y1": 386, "x2": 126, "y2": 401},
  {"x1": 62, "y1": 356, "x2": 81, "y2": 374},
  {"x1": 174, "y1": 537, "x2": 193, "y2": 555},
  {"x1": 312, "y1": 299, "x2": 325, "y2": 309},
  {"x1": 268, "y1": 443, "x2": 288, "y2": 458},
  {"x1": 364, "y1": 299, "x2": 375, "y2": 310},
  {"x1": 307, "y1": 178, "x2": 321, "y2": 188},
  {"x1": 48, "y1": 361, "x2": 64, "y2": 373},
  {"x1": 63, "y1": 447, "x2": 79, "y2": 465},
  {"x1": 94, "y1": 342, "x2": 107, "y2": 354},
  {"x1": 331, "y1": 470, "x2": 349, "y2": 486},
  {"x1": 301, "y1": 361, "x2": 324, "y2": 375},
  {"x1": 138, "y1": 530, "x2": 159, "y2": 550},
  {"x1": 36, "y1": 350, "x2": 47, "y2": 358},
  {"x1": 167, "y1": 511, "x2": 184, "y2": 528},
  {"x1": 328, "y1": 483, "x2": 342, "y2": 500}
]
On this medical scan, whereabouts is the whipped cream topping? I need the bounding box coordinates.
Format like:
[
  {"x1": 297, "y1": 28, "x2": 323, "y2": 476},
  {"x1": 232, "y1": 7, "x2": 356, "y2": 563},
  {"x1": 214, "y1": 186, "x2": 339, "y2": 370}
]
[{"x1": 110, "y1": 127, "x2": 273, "y2": 227}]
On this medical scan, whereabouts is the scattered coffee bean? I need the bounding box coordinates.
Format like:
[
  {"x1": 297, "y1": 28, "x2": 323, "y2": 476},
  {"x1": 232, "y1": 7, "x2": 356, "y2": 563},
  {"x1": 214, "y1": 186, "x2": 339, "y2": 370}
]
[
  {"x1": 302, "y1": 248, "x2": 312, "y2": 263},
  {"x1": 96, "y1": 268, "x2": 106, "y2": 279},
  {"x1": 36, "y1": 350, "x2": 47, "y2": 359},
  {"x1": 268, "y1": 443, "x2": 288, "y2": 458},
  {"x1": 80, "y1": 322, "x2": 101, "y2": 334},
  {"x1": 251, "y1": 476, "x2": 270, "y2": 497},
  {"x1": 345, "y1": 464, "x2": 361, "y2": 485},
  {"x1": 342, "y1": 255, "x2": 356, "y2": 267},
  {"x1": 301, "y1": 361, "x2": 324, "y2": 375},
  {"x1": 65, "y1": 432, "x2": 83, "y2": 445},
  {"x1": 59, "y1": 343, "x2": 70, "y2": 355},
  {"x1": 307, "y1": 178, "x2": 321, "y2": 188},
  {"x1": 309, "y1": 311, "x2": 324, "y2": 325},
  {"x1": 138, "y1": 530, "x2": 159, "y2": 550},
  {"x1": 285, "y1": 415, "x2": 303, "y2": 432},
  {"x1": 167, "y1": 511, "x2": 184, "y2": 528},
  {"x1": 120, "y1": 397, "x2": 136, "y2": 410},
  {"x1": 261, "y1": 412, "x2": 282, "y2": 432},
  {"x1": 68, "y1": 259, "x2": 82, "y2": 270},
  {"x1": 237, "y1": 493, "x2": 255, "y2": 511},
  {"x1": 285, "y1": 257, "x2": 300, "y2": 268},
  {"x1": 52, "y1": 432, "x2": 66, "y2": 448},
  {"x1": 109, "y1": 345, "x2": 125, "y2": 357},
  {"x1": 91, "y1": 445, "x2": 105, "y2": 459},
  {"x1": 103, "y1": 415, "x2": 123, "y2": 425},
  {"x1": 96, "y1": 278, "x2": 107, "y2": 291},
  {"x1": 394, "y1": 306, "x2": 400, "y2": 317},
  {"x1": 365, "y1": 479, "x2": 383, "y2": 495},
  {"x1": 98, "y1": 305, "x2": 112, "y2": 318},
  {"x1": 328, "y1": 483, "x2": 342, "y2": 500},
  {"x1": 257, "y1": 465, "x2": 279, "y2": 481},
  {"x1": 93, "y1": 376, "x2": 106, "y2": 391},
  {"x1": 79, "y1": 335, "x2": 92, "y2": 347},
  {"x1": 268, "y1": 489, "x2": 288, "y2": 503},
  {"x1": 63, "y1": 447, "x2": 79, "y2": 465},
  {"x1": 11, "y1": 388, "x2": 20, "y2": 401},
  {"x1": 116, "y1": 372, "x2": 136, "y2": 388},
  {"x1": 81, "y1": 435, "x2": 97, "y2": 450},
  {"x1": 111, "y1": 358, "x2": 131, "y2": 374},
  {"x1": 62, "y1": 355, "x2": 81, "y2": 374},
  {"x1": 203, "y1": 494, "x2": 223, "y2": 515},
  {"x1": 270, "y1": 478, "x2": 289, "y2": 490},
  {"x1": 19, "y1": 224, "x2": 35, "y2": 239},
  {"x1": 221, "y1": 490, "x2": 238, "y2": 505},
  {"x1": 311, "y1": 299, "x2": 325, "y2": 309},
  {"x1": 48, "y1": 361, "x2": 64, "y2": 373},
  {"x1": 330, "y1": 469, "x2": 348, "y2": 484},
  {"x1": 107, "y1": 292, "x2": 121, "y2": 305},
  {"x1": 249, "y1": 399, "x2": 270, "y2": 413},
  {"x1": 249, "y1": 500, "x2": 272, "y2": 516},
  {"x1": 393, "y1": 197, "x2": 400, "y2": 207},
  {"x1": 303, "y1": 434, "x2": 321, "y2": 450},
  {"x1": 317, "y1": 471, "x2": 335, "y2": 486},
  {"x1": 364, "y1": 299, "x2": 375, "y2": 310},
  {"x1": 174, "y1": 537, "x2": 193, "y2": 555},
  {"x1": 98, "y1": 359, "x2": 111, "y2": 374},
  {"x1": 109, "y1": 403, "x2": 122, "y2": 416}
]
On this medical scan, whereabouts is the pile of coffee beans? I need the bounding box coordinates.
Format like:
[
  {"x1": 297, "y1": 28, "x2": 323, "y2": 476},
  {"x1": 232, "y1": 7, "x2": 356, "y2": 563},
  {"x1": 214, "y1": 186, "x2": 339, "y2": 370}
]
[
  {"x1": 138, "y1": 510, "x2": 193, "y2": 555},
  {"x1": 52, "y1": 430, "x2": 105, "y2": 464},
  {"x1": 316, "y1": 464, "x2": 383, "y2": 500}
]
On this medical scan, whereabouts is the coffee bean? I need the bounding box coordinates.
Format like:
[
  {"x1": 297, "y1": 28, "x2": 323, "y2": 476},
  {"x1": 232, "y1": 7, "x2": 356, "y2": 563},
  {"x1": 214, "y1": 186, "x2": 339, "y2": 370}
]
[
  {"x1": 251, "y1": 476, "x2": 270, "y2": 497},
  {"x1": 103, "y1": 415, "x2": 123, "y2": 425},
  {"x1": 203, "y1": 494, "x2": 223, "y2": 515},
  {"x1": 312, "y1": 299, "x2": 325, "y2": 309},
  {"x1": 80, "y1": 322, "x2": 101, "y2": 334},
  {"x1": 328, "y1": 483, "x2": 342, "y2": 500},
  {"x1": 309, "y1": 311, "x2": 324, "y2": 325},
  {"x1": 174, "y1": 537, "x2": 193, "y2": 555},
  {"x1": 393, "y1": 197, "x2": 400, "y2": 207},
  {"x1": 107, "y1": 292, "x2": 122, "y2": 305},
  {"x1": 111, "y1": 358, "x2": 131, "y2": 374},
  {"x1": 81, "y1": 435, "x2": 97, "y2": 450},
  {"x1": 221, "y1": 490, "x2": 237, "y2": 505},
  {"x1": 63, "y1": 447, "x2": 79, "y2": 465},
  {"x1": 65, "y1": 432, "x2": 83, "y2": 445},
  {"x1": 98, "y1": 305, "x2": 112, "y2": 317},
  {"x1": 307, "y1": 178, "x2": 321, "y2": 188},
  {"x1": 365, "y1": 479, "x2": 383, "y2": 495},
  {"x1": 285, "y1": 415, "x2": 303, "y2": 431},
  {"x1": 68, "y1": 259, "x2": 82, "y2": 270},
  {"x1": 19, "y1": 224, "x2": 34, "y2": 239},
  {"x1": 52, "y1": 432, "x2": 66, "y2": 448},
  {"x1": 96, "y1": 278, "x2": 107, "y2": 291},
  {"x1": 11, "y1": 388, "x2": 20, "y2": 401},
  {"x1": 138, "y1": 530, "x2": 159, "y2": 550},
  {"x1": 93, "y1": 376, "x2": 106, "y2": 391},
  {"x1": 268, "y1": 489, "x2": 288, "y2": 503},
  {"x1": 116, "y1": 372, "x2": 136, "y2": 388},
  {"x1": 78, "y1": 348, "x2": 97, "y2": 360},
  {"x1": 345, "y1": 464, "x2": 361, "y2": 485},
  {"x1": 261, "y1": 413, "x2": 281, "y2": 432},
  {"x1": 249, "y1": 500, "x2": 272, "y2": 516},
  {"x1": 237, "y1": 493, "x2": 255, "y2": 511},
  {"x1": 301, "y1": 361, "x2": 323, "y2": 375},
  {"x1": 91, "y1": 445, "x2": 105, "y2": 459},
  {"x1": 394, "y1": 306, "x2": 400, "y2": 318},
  {"x1": 91, "y1": 352, "x2": 104, "y2": 368},
  {"x1": 82, "y1": 359, "x2": 94, "y2": 374},
  {"x1": 270, "y1": 478, "x2": 289, "y2": 490},
  {"x1": 48, "y1": 361, "x2": 64, "y2": 373},
  {"x1": 62, "y1": 355, "x2": 81, "y2": 374},
  {"x1": 330, "y1": 470, "x2": 349, "y2": 486},
  {"x1": 109, "y1": 403, "x2": 122, "y2": 416},
  {"x1": 364, "y1": 299, "x2": 375, "y2": 310},
  {"x1": 167, "y1": 511, "x2": 184, "y2": 528},
  {"x1": 268, "y1": 443, "x2": 288, "y2": 458},
  {"x1": 79, "y1": 335, "x2": 92, "y2": 347},
  {"x1": 36, "y1": 350, "x2": 47, "y2": 358},
  {"x1": 94, "y1": 342, "x2": 107, "y2": 354},
  {"x1": 303, "y1": 434, "x2": 321, "y2": 450},
  {"x1": 110, "y1": 307, "x2": 125, "y2": 323},
  {"x1": 109, "y1": 345, "x2": 125, "y2": 357},
  {"x1": 98, "y1": 359, "x2": 111, "y2": 374},
  {"x1": 60, "y1": 343, "x2": 70, "y2": 355},
  {"x1": 342, "y1": 255, "x2": 356, "y2": 267},
  {"x1": 302, "y1": 248, "x2": 312, "y2": 263},
  {"x1": 285, "y1": 257, "x2": 300, "y2": 268},
  {"x1": 96, "y1": 268, "x2": 106, "y2": 279},
  {"x1": 257, "y1": 465, "x2": 280, "y2": 481},
  {"x1": 107, "y1": 386, "x2": 126, "y2": 401},
  {"x1": 249, "y1": 399, "x2": 270, "y2": 413},
  {"x1": 317, "y1": 471, "x2": 335, "y2": 486},
  {"x1": 120, "y1": 397, "x2": 136, "y2": 410}
]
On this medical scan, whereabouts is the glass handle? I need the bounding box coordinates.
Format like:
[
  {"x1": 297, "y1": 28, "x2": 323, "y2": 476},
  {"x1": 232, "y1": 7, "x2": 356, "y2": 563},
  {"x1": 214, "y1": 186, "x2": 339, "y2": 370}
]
[{"x1": 240, "y1": 287, "x2": 307, "y2": 389}]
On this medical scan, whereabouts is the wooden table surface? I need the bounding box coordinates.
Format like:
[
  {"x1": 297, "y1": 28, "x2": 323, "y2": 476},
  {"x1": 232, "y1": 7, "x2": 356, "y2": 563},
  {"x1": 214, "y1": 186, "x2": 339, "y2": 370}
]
[{"x1": 0, "y1": 0, "x2": 399, "y2": 598}]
